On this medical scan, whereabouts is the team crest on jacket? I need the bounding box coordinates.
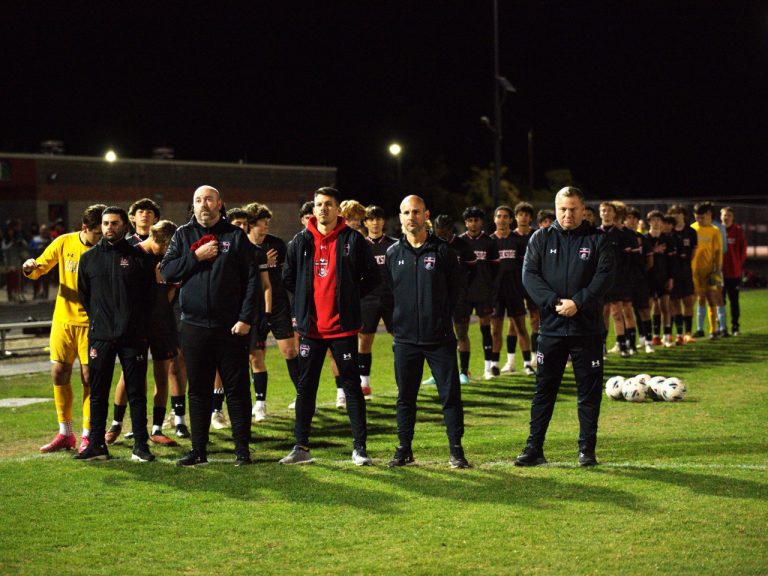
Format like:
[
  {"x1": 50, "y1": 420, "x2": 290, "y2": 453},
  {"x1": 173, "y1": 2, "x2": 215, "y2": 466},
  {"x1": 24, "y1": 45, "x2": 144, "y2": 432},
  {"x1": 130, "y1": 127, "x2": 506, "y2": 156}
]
[
  {"x1": 299, "y1": 344, "x2": 310, "y2": 358},
  {"x1": 344, "y1": 243, "x2": 350, "y2": 256},
  {"x1": 423, "y1": 256, "x2": 436, "y2": 270},
  {"x1": 89, "y1": 347, "x2": 98, "y2": 359},
  {"x1": 221, "y1": 241, "x2": 230, "y2": 252},
  {"x1": 579, "y1": 247, "x2": 591, "y2": 261},
  {"x1": 120, "y1": 257, "x2": 130, "y2": 268}
]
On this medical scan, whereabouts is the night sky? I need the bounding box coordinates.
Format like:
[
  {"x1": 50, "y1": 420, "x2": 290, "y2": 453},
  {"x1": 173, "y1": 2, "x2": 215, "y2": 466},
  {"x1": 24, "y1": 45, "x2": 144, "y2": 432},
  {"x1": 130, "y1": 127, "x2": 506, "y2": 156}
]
[{"x1": 3, "y1": 2, "x2": 767, "y2": 206}]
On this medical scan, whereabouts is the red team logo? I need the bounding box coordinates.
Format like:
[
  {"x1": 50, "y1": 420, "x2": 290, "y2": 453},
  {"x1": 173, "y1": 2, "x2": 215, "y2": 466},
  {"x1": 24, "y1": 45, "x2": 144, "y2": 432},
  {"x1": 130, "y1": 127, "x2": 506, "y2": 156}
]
[{"x1": 423, "y1": 256, "x2": 435, "y2": 270}]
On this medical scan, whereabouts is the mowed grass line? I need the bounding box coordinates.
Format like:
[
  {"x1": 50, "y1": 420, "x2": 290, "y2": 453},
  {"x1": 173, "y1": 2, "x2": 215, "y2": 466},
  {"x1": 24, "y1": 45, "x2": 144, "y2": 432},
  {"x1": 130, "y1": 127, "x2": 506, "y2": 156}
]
[{"x1": 0, "y1": 290, "x2": 766, "y2": 575}]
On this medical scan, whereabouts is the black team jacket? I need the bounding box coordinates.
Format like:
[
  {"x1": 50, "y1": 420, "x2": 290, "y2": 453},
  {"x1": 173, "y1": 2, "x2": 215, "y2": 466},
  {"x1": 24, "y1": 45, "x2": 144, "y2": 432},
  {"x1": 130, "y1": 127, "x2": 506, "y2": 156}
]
[
  {"x1": 283, "y1": 218, "x2": 379, "y2": 336},
  {"x1": 78, "y1": 237, "x2": 155, "y2": 342},
  {"x1": 160, "y1": 216, "x2": 262, "y2": 329},
  {"x1": 523, "y1": 220, "x2": 614, "y2": 337},
  {"x1": 385, "y1": 232, "x2": 467, "y2": 345}
]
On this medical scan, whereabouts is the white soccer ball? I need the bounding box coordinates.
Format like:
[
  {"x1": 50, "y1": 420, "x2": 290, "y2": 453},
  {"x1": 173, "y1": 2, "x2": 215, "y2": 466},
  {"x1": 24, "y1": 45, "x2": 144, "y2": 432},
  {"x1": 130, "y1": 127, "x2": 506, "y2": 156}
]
[
  {"x1": 605, "y1": 376, "x2": 625, "y2": 400},
  {"x1": 622, "y1": 377, "x2": 647, "y2": 402},
  {"x1": 635, "y1": 374, "x2": 652, "y2": 385},
  {"x1": 661, "y1": 377, "x2": 687, "y2": 401},
  {"x1": 647, "y1": 376, "x2": 666, "y2": 400}
]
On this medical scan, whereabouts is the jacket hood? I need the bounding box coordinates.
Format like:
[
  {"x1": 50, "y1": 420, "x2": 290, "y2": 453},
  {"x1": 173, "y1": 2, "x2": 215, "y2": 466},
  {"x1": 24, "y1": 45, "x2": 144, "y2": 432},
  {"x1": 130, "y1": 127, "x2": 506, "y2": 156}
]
[{"x1": 307, "y1": 216, "x2": 347, "y2": 243}]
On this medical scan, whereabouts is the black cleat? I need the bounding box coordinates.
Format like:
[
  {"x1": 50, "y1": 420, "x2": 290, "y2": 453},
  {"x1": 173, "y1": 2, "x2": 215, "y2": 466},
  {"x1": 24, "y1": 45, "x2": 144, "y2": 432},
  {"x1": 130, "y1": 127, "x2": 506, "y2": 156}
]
[
  {"x1": 387, "y1": 446, "x2": 415, "y2": 467},
  {"x1": 175, "y1": 423, "x2": 190, "y2": 438},
  {"x1": 491, "y1": 365, "x2": 500, "y2": 377},
  {"x1": 234, "y1": 452, "x2": 253, "y2": 466},
  {"x1": 73, "y1": 443, "x2": 110, "y2": 461},
  {"x1": 131, "y1": 444, "x2": 156, "y2": 462},
  {"x1": 514, "y1": 445, "x2": 547, "y2": 467},
  {"x1": 578, "y1": 450, "x2": 598, "y2": 467},
  {"x1": 449, "y1": 445, "x2": 470, "y2": 469},
  {"x1": 176, "y1": 449, "x2": 208, "y2": 467},
  {"x1": 693, "y1": 329, "x2": 705, "y2": 338}
]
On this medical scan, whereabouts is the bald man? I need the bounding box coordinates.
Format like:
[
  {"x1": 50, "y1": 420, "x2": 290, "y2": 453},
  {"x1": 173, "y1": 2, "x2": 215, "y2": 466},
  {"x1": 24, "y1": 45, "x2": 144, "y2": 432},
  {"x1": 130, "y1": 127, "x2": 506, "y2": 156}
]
[
  {"x1": 385, "y1": 195, "x2": 469, "y2": 468},
  {"x1": 161, "y1": 185, "x2": 263, "y2": 466}
]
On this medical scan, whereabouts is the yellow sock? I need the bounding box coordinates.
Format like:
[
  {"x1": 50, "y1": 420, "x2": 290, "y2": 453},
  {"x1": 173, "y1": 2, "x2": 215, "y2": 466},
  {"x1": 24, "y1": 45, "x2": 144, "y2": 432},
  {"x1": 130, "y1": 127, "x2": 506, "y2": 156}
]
[
  {"x1": 708, "y1": 306, "x2": 717, "y2": 334},
  {"x1": 82, "y1": 385, "x2": 91, "y2": 431},
  {"x1": 53, "y1": 383, "x2": 73, "y2": 423}
]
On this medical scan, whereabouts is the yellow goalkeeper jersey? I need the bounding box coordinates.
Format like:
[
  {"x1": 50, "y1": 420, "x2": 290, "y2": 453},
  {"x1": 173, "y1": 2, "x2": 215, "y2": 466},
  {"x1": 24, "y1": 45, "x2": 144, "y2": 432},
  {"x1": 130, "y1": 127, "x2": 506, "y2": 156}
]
[
  {"x1": 691, "y1": 222, "x2": 723, "y2": 272},
  {"x1": 24, "y1": 232, "x2": 93, "y2": 326}
]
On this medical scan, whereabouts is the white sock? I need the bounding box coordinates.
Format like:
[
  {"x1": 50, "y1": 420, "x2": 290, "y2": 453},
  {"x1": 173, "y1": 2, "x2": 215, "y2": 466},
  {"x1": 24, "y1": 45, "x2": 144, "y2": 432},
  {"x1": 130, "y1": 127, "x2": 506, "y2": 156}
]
[
  {"x1": 507, "y1": 353, "x2": 516, "y2": 365},
  {"x1": 82, "y1": 428, "x2": 90, "y2": 438},
  {"x1": 174, "y1": 414, "x2": 185, "y2": 426},
  {"x1": 59, "y1": 421, "x2": 71, "y2": 435},
  {"x1": 484, "y1": 360, "x2": 491, "y2": 371},
  {"x1": 111, "y1": 419, "x2": 121, "y2": 427},
  {"x1": 491, "y1": 361, "x2": 499, "y2": 368},
  {"x1": 361, "y1": 375, "x2": 370, "y2": 386},
  {"x1": 152, "y1": 425, "x2": 161, "y2": 435}
]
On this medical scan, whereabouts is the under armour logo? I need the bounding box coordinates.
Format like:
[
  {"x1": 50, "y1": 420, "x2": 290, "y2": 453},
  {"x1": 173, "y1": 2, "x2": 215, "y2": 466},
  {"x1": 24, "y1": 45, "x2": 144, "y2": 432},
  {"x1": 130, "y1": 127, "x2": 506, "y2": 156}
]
[
  {"x1": 549, "y1": 249, "x2": 557, "y2": 254},
  {"x1": 343, "y1": 353, "x2": 352, "y2": 361},
  {"x1": 592, "y1": 360, "x2": 601, "y2": 367},
  {"x1": 398, "y1": 260, "x2": 405, "y2": 265}
]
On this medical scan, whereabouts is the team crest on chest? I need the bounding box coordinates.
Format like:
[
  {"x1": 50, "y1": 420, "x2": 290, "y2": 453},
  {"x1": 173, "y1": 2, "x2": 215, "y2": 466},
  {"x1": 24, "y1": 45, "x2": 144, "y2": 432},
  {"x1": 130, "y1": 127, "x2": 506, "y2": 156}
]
[
  {"x1": 316, "y1": 257, "x2": 328, "y2": 277},
  {"x1": 221, "y1": 241, "x2": 230, "y2": 252},
  {"x1": 423, "y1": 256, "x2": 436, "y2": 270},
  {"x1": 579, "y1": 247, "x2": 591, "y2": 261},
  {"x1": 120, "y1": 257, "x2": 130, "y2": 268}
]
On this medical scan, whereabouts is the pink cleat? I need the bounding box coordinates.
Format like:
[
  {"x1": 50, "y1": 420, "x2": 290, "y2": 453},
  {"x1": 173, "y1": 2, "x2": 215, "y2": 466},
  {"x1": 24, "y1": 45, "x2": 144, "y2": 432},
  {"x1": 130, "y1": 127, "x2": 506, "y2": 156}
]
[
  {"x1": 40, "y1": 433, "x2": 77, "y2": 453},
  {"x1": 78, "y1": 435, "x2": 91, "y2": 454}
]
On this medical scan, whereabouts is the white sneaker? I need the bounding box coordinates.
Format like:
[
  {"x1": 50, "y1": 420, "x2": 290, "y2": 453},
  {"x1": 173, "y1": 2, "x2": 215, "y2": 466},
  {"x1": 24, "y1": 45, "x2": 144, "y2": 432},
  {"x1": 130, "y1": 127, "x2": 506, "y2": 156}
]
[
  {"x1": 663, "y1": 337, "x2": 674, "y2": 348},
  {"x1": 210, "y1": 410, "x2": 230, "y2": 430},
  {"x1": 288, "y1": 398, "x2": 296, "y2": 410},
  {"x1": 607, "y1": 343, "x2": 621, "y2": 354},
  {"x1": 336, "y1": 389, "x2": 346, "y2": 409},
  {"x1": 645, "y1": 342, "x2": 654, "y2": 354},
  {"x1": 523, "y1": 364, "x2": 535, "y2": 376},
  {"x1": 483, "y1": 369, "x2": 496, "y2": 381},
  {"x1": 252, "y1": 401, "x2": 267, "y2": 422},
  {"x1": 500, "y1": 362, "x2": 515, "y2": 373},
  {"x1": 352, "y1": 448, "x2": 373, "y2": 466},
  {"x1": 421, "y1": 375, "x2": 436, "y2": 385}
]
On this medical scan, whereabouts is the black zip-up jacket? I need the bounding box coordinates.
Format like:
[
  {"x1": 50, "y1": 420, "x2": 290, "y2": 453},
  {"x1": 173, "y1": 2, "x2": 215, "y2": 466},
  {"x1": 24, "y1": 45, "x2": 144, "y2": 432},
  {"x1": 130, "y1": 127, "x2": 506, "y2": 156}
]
[
  {"x1": 78, "y1": 237, "x2": 155, "y2": 342},
  {"x1": 522, "y1": 220, "x2": 614, "y2": 337},
  {"x1": 159, "y1": 216, "x2": 262, "y2": 329},
  {"x1": 385, "y1": 233, "x2": 467, "y2": 345},
  {"x1": 283, "y1": 221, "x2": 379, "y2": 336}
]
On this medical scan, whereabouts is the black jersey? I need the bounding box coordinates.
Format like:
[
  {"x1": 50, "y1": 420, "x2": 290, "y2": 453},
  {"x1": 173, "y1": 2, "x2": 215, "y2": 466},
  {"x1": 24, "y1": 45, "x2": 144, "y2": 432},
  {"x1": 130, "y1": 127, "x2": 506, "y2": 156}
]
[
  {"x1": 459, "y1": 231, "x2": 499, "y2": 303},
  {"x1": 137, "y1": 245, "x2": 177, "y2": 336},
  {"x1": 628, "y1": 229, "x2": 652, "y2": 283},
  {"x1": 492, "y1": 230, "x2": 529, "y2": 283},
  {"x1": 255, "y1": 233, "x2": 288, "y2": 304},
  {"x1": 646, "y1": 232, "x2": 678, "y2": 285},
  {"x1": 672, "y1": 224, "x2": 697, "y2": 276},
  {"x1": 127, "y1": 233, "x2": 148, "y2": 247},
  {"x1": 365, "y1": 234, "x2": 396, "y2": 298}
]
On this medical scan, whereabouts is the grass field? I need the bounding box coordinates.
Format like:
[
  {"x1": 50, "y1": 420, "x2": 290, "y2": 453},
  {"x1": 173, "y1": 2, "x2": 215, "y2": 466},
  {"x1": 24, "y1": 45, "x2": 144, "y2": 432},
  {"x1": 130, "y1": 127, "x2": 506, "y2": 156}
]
[{"x1": 1, "y1": 290, "x2": 766, "y2": 575}]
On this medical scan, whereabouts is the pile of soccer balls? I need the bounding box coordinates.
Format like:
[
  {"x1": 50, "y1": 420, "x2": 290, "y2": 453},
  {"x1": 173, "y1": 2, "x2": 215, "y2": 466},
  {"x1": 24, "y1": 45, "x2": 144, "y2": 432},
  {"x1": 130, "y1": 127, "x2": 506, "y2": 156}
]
[{"x1": 605, "y1": 374, "x2": 687, "y2": 402}]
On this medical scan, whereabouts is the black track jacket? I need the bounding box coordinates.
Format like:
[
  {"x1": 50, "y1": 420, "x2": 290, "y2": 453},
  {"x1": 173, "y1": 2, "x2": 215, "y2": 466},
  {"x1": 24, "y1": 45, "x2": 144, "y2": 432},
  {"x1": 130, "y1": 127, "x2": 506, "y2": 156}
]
[
  {"x1": 78, "y1": 237, "x2": 155, "y2": 342},
  {"x1": 283, "y1": 220, "x2": 379, "y2": 336},
  {"x1": 160, "y1": 216, "x2": 262, "y2": 329},
  {"x1": 385, "y1": 233, "x2": 467, "y2": 345},
  {"x1": 522, "y1": 220, "x2": 614, "y2": 337}
]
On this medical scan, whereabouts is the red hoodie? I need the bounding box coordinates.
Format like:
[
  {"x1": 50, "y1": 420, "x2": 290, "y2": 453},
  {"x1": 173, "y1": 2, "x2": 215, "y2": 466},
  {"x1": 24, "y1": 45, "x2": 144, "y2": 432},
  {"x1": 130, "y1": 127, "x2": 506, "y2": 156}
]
[{"x1": 306, "y1": 216, "x2": 359, "y2": 339}]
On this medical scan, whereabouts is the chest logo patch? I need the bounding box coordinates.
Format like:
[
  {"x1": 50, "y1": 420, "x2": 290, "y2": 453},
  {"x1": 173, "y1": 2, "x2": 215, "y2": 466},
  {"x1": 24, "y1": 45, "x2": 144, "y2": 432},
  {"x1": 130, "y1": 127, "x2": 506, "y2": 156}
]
[
  {"x1": 221, "y1": 241, "x2": 230, "y2": 253},
  {"x1": 579, "y1": 247, "x2": 591, "y2": 261},
  {"x1": 120, "y1": 257, "x2": 130, "y2": 268},
  {"x1": 424, "y1": 256, "x2": 436, "y2": 270}
]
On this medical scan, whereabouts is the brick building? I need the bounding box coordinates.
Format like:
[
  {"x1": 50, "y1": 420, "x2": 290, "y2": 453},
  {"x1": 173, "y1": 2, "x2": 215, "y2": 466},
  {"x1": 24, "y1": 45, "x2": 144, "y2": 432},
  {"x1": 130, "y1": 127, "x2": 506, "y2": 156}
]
[{"x1": 0, "y1": 153, "x2": 336, "y2": 240}]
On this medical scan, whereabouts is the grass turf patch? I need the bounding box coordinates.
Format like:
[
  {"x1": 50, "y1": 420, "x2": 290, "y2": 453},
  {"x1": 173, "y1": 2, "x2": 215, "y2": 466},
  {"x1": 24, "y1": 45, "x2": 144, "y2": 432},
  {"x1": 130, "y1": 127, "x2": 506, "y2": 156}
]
[{"x1": 0, "y1": 290, "x2": 766, "y2": 575}]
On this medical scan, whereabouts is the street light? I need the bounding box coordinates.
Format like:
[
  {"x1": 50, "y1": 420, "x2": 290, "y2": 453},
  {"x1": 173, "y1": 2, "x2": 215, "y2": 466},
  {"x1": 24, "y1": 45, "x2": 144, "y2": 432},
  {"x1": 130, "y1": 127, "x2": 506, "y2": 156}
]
[
  {"x1": 104, "y1": 150, "x2": 117, "y2": 163},
  {"x1": 388, "y1": 142, "x2": 402, "y2": 182}
]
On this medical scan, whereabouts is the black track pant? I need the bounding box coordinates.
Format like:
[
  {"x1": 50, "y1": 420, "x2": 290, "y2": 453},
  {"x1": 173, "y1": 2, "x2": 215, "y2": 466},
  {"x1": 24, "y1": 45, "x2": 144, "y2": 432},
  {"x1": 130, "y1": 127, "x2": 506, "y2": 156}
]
[
  {"x1": 526, "y1": 334, "x2": 603, "y2": 452},
  {"x1": 393, "y1": 340, "x2": 464, "y2": 449},
  {"x1": 181, "y1": 323, "x2": 252, "y2": 456},
  {"x1": 295, "y1": 335, "x2": 367, "y2": 449},
  {"x1": 723, "y1": 277, "x2": 741, "y2": 331},
  {"x1": 89, "y1": 339, "x2": 149, "y2": 446}
]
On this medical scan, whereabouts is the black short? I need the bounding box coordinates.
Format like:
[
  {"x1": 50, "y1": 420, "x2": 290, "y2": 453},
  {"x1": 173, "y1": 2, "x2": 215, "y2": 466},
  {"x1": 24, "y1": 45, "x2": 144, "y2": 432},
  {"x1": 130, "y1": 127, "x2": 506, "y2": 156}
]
[
  {"x1": 631, "y1": 278, "x2": 650, "y2": 309},
  {"x1": 648, "y1": 278, "x2": 672, "y2": 299},
  {"x1": 456, "y1": 300, "x2": 494, "y2": 321},
  {"x1": 493, "y1": 292, "x2": 526, "y2": 318},
  {"x1": 361, "y1": 294, "x2": 393, "y2": 334},
  {"x1": 269, "y1": 299, "x2": 295, "y2": 341},
  {"x1": 671, "y1": 271, "x2": 694, "y2": 299},
  {"x1": 606, "y1": 279, "x2": 631, "y2": 303},
  {"x1": 149, "y1": 332, "x2": 179, "y2": 361}
]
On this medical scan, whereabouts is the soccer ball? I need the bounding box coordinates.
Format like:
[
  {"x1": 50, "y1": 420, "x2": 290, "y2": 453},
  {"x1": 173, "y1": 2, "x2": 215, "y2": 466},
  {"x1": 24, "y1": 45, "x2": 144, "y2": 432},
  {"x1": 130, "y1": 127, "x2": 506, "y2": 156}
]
[
  {"x1": 635, "y1": 374, "x2": 652, "y2": 385},
  {"x1": 647, "y1": 376, "x2": 666, "y2": 400},
  {"x1": 605, "y1": 376, "x2": 625, "y2": 400},
  {"x1": 622, "y1": 377, "x2": 647, "y2": 402},
  {"x1": 661, "y1": 377, "x2": 687, "y2": 401}
]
